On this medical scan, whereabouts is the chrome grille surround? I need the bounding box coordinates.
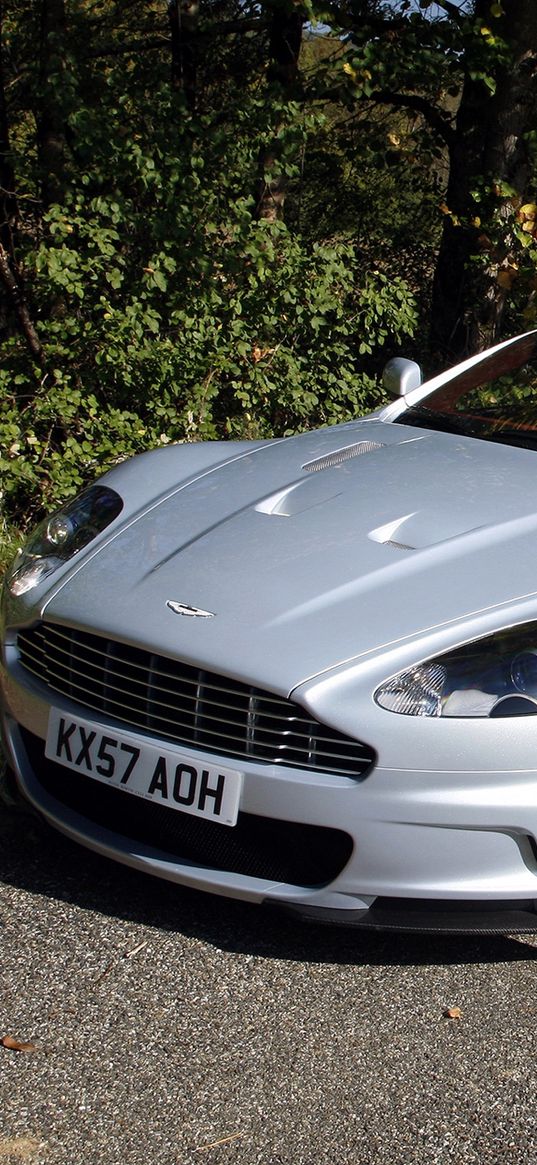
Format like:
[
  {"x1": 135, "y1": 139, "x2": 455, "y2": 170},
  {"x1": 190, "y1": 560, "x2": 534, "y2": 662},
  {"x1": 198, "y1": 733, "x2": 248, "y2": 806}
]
[{"x1": 16, "y1": 623, "x2": 375, "y2": 778}]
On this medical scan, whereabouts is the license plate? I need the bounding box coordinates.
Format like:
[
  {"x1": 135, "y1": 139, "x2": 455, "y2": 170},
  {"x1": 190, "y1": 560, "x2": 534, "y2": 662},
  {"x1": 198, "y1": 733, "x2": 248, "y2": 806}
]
[{"x1": 45, "y1": 708, "x2": 243, "y2": 826}]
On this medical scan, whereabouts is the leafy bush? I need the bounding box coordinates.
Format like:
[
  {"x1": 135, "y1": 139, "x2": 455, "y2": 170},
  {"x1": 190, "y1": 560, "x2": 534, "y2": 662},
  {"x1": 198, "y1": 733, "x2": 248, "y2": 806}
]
[{"x1": 1, "y1": 83, "x2": 418, "y2": 532}]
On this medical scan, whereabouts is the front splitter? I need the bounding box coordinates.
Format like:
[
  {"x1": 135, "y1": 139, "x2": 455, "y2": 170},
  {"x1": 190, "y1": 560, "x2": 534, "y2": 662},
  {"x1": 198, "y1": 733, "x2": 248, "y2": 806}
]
[{"x1": 267, "y1": 896, "x2": 537, "y2": 934}]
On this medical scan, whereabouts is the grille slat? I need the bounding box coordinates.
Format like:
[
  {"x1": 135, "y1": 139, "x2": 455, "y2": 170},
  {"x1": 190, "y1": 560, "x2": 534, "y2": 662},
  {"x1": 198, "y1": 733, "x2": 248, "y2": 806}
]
[
  {"x1": 36, "y1": 624, "x2": 303, "y2": 707},
  {"x1": 20, "y1": 642, "x2": 337, "y2": 731},
  {"x1": 23, "y1": 662, "x2": 370, "y2": 753},
  {"x1": 36, "y1": 635, "x2": 317, "y2": 715},
  {"x1": 17, "y1": 623, "x2": 375, "y2": 778}
]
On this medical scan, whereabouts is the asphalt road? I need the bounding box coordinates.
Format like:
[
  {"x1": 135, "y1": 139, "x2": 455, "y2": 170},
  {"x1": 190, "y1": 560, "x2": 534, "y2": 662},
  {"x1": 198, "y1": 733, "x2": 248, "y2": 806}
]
[{"x1": 1, "y1": 804, "x2": 537, "y2": 1165}]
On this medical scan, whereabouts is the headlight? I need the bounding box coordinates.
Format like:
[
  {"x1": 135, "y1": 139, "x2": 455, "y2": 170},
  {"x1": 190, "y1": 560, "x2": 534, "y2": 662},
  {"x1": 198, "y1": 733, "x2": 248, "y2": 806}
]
[
  {"x1": 6, "y1": 485, "x2": 123, "y2": 597},
  {"x1": 375, "y1": 625, "x2": 537, "y2": 718}
]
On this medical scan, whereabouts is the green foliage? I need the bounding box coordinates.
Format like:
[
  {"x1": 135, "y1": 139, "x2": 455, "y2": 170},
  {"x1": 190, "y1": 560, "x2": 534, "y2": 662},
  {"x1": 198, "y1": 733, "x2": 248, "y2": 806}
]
[
  {"x1": 1, "y1": 59, "x2": 418, "y2": 532},
  {"x1": 1, "y1": 0, "x2": 535, "y2": 558}
]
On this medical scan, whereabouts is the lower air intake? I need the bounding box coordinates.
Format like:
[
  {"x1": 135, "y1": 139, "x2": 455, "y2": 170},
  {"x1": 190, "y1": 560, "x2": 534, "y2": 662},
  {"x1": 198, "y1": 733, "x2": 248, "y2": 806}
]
[{"x1": 21, "y1": 730, "x2": 354, "y2": 887}]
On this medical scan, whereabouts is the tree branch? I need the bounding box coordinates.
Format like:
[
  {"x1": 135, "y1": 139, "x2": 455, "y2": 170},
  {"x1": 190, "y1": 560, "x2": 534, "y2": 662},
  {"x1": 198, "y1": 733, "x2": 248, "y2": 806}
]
[
  {"x1": 87, "y1": 18, "x2": 266, "y2": 58},
  {"x1": 0, "y1": 241, "x2": 44, "y2": 364},
  {"x1": 370, "y1": 89, "x2": 456, "y2": 146}
]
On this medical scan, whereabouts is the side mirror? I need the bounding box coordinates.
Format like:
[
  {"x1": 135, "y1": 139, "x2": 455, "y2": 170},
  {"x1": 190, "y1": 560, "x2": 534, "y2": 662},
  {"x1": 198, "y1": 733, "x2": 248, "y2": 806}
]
[{"x1": 382, "y1": 357, "x2": 422, "y2": 398}]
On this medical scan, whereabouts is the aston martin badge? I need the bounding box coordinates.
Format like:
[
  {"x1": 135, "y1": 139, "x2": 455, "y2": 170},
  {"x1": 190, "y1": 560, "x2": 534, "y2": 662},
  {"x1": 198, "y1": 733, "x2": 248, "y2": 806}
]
[{"x1": 166, "y1": 601, "x2": 215, "y2": 618}]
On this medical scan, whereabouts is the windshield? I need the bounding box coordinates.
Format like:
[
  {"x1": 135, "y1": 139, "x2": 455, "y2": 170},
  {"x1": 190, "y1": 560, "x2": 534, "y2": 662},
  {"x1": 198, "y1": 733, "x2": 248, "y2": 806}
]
[{"x1": 398, "y1": 332, "x2": 537, "y2": 450}]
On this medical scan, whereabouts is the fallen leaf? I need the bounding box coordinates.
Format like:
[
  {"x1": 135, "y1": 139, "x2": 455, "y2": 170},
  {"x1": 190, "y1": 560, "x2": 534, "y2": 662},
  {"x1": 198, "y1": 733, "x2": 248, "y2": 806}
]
[
  {"x1": 1, "y1": 1034, "x2": 37, "y2": 1052},
  {"x1": 0, "y1": 1137, "x2": 41, "y2": 1160},
  {"x1": 443, "y1": 1006, "x2": 462, "y2": 1020}
]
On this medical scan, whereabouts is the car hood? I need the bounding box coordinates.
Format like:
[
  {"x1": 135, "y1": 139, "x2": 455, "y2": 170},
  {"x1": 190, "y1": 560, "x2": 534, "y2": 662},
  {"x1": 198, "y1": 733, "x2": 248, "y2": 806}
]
[{"x1": 44, "y1": 420, "x2": 537, "y2": 694}]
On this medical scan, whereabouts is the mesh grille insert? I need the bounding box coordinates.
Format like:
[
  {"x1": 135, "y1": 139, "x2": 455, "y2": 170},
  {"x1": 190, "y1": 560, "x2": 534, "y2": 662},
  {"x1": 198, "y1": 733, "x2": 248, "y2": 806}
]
[
  {"x1": 17, "y1": 623, "x2": 375, "y2": 778},
  {"x1": 302, "y1": 441, "x2": 384, "y2": 472},
  {"x1": 21, "y1": 730, "x2": 354, "y2": 887}
]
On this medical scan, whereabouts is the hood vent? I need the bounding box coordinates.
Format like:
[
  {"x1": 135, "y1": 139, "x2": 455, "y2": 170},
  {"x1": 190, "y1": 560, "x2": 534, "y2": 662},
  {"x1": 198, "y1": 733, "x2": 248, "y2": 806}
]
[
  {"x1": 384, "y1": 539, "x2": 415, "y2": 552},
  {"x1": 302, "y1": 440, "x2": 384, "y2": 473},
  {"x1": 369, "y1": 515, "x2": 417, "y2": 551}
]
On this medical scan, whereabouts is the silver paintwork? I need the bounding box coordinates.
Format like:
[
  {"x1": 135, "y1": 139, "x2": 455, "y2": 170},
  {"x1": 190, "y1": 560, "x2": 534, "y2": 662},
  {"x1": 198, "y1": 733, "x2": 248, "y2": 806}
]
[
  {"x1": 382, "y1": 356, "x2": 423, "y2": 397},
  {"x1": 4, "y1": 331, "x2": 537, "y2": 930}
]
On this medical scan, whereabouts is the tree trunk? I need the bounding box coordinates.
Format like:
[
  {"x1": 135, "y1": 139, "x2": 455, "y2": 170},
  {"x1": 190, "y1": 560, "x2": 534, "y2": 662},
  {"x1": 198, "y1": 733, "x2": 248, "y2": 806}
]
[
  {"x1": 255, "y1": 0, "x2": 304, "y2": 222},
  {"x1": 37, "y1": 0, "x2": 69, "y2": 208},
  {"x1": 168, "y1": 0, "x2": 199, "y2": 110},
  {"x1": 431, "y1": 0, "x2": 537, "y2": 362}
]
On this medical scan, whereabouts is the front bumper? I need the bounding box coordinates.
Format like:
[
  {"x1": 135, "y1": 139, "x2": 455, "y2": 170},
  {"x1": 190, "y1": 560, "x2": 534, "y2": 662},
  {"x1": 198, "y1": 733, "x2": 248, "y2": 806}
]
[{"x1": 4, "y1": 637, "x2": 537, "y2": 933}]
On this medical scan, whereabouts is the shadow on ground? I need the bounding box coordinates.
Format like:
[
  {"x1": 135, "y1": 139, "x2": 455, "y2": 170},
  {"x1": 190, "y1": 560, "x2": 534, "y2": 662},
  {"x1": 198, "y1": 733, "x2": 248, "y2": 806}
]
[{"x1": 1, "y1": 802, "x2": 536, "y2": 970}]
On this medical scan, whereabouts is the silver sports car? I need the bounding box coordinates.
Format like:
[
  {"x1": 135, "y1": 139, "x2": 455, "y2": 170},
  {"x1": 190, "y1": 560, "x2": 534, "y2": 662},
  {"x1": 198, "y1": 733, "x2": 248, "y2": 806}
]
[{"x1": 6, "y1": 330, "x2": 537, "y2": 933}]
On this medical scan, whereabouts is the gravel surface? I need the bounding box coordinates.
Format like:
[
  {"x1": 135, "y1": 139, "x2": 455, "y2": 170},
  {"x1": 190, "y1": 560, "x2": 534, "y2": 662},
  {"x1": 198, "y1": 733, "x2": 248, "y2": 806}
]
[{"x1": 1, "y1": 807, "x2": 537, "y2": 1165}]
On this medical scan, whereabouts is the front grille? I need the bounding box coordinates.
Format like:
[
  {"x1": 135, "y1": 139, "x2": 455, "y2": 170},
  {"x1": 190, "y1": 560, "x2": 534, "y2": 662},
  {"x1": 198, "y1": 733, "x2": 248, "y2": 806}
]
[
  {"x1": 17, "y1": 623, "x2": 374, "y2": 778},
  {"x1": 21, "y1": 730, "x2": 354, "y2": 886}
]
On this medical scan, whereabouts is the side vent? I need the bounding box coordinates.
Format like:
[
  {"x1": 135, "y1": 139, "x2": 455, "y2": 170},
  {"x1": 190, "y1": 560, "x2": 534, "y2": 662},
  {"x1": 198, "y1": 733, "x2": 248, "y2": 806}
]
[
  {"x1": 384, "y1": 539, "x2": 415, "y2": 552},
  {"x1": 369, "y1": 515, "x2": 417, "y2": 551},
  {"x1": 302, "y1": 441, "x2": 384, "y2": 473}
]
